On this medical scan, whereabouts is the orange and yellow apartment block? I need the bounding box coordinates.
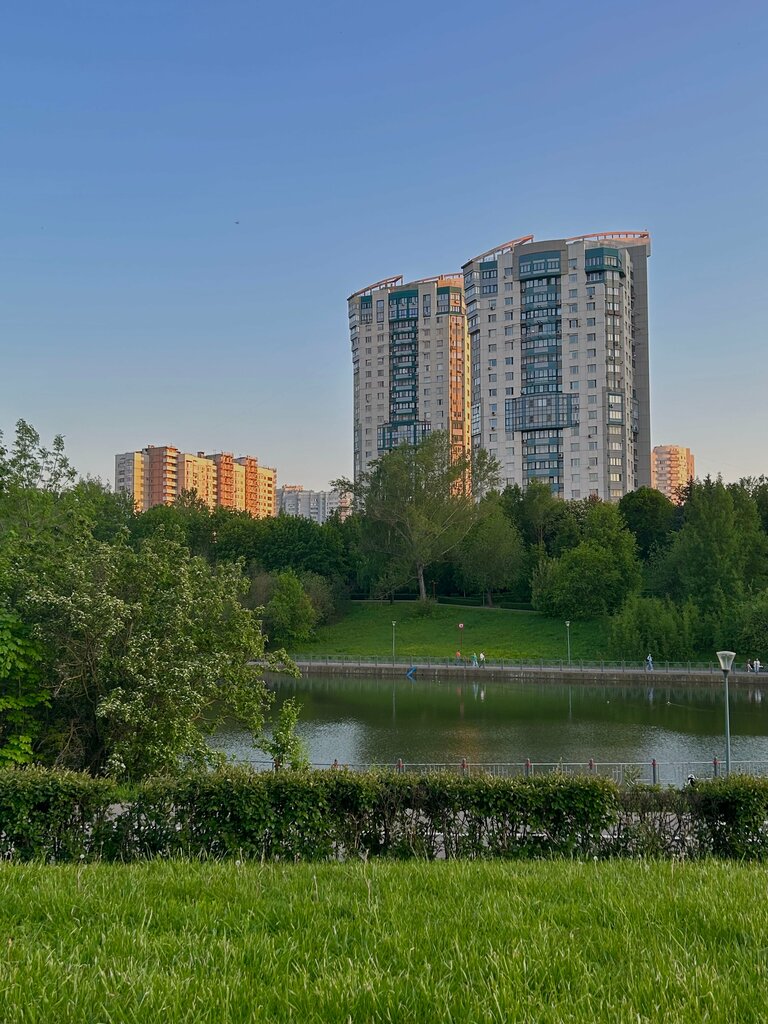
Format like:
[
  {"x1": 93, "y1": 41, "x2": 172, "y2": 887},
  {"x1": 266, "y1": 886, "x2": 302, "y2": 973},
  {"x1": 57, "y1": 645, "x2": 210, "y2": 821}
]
[{"x1": 114, "y1": 445, "x2": 278, "y2": 518}]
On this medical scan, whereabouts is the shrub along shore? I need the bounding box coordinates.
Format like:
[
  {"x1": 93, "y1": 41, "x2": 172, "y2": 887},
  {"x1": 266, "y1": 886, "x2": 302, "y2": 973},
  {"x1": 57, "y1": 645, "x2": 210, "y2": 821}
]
[{"x1": 3, "y1": 767, "x2": 768, "y2": 862}]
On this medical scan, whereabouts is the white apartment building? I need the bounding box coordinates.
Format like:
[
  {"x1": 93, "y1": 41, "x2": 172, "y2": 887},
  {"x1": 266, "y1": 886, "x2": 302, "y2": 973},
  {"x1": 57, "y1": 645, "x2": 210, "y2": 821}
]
[
  {"x1": 278, "y1": 485, "x2": 350, "y2": 524},
  {"x1": 347, "y1": 274, "x2": 471, "y2": 480},
  {"x1": 462, "y1": 232, "x2": 651, "y2": 500},
  {"x1": 114, "y1": 451, "x2": 145, "y2": 511}
]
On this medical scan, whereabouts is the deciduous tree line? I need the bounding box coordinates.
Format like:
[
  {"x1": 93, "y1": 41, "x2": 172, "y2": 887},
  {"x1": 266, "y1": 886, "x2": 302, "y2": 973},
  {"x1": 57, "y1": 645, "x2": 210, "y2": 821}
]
[{"x1": 3, "y1": 419, "x2": 767, "y2": 776}]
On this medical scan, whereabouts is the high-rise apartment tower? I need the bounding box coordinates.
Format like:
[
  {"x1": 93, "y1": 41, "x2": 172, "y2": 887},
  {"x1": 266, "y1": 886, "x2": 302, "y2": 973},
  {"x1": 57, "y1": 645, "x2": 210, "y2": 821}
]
[
  {"x1": 651, "y1": 445, "x2": 695, "y2": 503},
  {"x1": 347, "y1": 274, "x2": 471, "y2": 480},
  {"x1": 462, "y1": 232, "x2": 651, "y2": 500}
]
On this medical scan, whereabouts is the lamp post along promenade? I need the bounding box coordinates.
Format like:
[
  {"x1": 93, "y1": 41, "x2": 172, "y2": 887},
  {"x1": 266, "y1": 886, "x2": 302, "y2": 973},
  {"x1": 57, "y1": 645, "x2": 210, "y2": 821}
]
[{"x1": 717, "y1": 650, "x2": 735, "y2": 776}]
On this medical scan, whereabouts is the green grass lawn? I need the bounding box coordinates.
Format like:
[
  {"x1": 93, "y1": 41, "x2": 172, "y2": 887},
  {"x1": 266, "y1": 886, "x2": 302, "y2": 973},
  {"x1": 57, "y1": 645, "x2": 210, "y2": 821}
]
[
  {"x1": 296, "y1": 600, "x2": 611, "y2": 661},
  {"x1": 1, "y1": 859, "x2": 767, "y2": 1022}
]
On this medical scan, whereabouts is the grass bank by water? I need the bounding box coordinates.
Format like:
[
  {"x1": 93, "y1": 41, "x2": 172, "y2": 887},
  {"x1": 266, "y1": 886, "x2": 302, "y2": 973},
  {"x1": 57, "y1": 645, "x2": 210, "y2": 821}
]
[
  {"x1": 296, "y1": 600, "x2": 611, "y2": 660},
  {"x1": 1, "y1": 859, "x2": 767, "y2": 1022}
]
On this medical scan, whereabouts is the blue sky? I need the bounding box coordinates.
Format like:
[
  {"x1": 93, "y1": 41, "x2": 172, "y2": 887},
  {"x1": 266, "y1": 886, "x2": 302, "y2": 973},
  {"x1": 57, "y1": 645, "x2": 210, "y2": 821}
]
[{"x1": 2, "y1": 0, "x2": 766, "y2": 488}]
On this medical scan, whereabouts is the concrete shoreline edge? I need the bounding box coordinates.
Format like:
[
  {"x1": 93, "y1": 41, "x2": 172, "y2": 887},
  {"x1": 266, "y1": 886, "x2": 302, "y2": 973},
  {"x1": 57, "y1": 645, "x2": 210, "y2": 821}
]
[{"x1": 289, "y1": 659, "x2": 751, "y2": 685}]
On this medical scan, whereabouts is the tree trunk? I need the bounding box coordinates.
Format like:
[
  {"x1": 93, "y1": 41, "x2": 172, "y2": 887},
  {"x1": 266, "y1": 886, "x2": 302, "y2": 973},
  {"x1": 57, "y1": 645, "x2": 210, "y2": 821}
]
[
  {"x1": 486, "y1": 589, "x2": 493, "y2": 608},
  {"x1": 417, "y1": 565, "x2": 427, "y2": 601}
]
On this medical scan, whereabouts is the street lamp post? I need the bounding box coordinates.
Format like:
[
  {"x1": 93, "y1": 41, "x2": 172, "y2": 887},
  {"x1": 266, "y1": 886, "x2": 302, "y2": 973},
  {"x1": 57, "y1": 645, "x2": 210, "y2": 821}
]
[
  {"x1": 717, "y1": 651, "x2": 736, "y2": 776},
  {"x1": 458, "y1": 622, "x2": 464, "y2": 658},
  {"x1": 565, "y1": 620, "x2": 571, "y2": 667},
  {"x1": 392, "y1": 621, "x2": 397, "y2": 665}
]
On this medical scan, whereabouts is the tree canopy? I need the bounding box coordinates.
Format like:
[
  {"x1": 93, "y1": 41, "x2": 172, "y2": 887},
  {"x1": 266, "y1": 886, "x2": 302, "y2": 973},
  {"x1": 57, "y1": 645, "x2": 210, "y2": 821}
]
[
  {"x1": 335, "y1": 432, "x2": 500, "y2": 601},
  {"x1": 0, "y1": 420, "x2": 290, "y2": 777}
]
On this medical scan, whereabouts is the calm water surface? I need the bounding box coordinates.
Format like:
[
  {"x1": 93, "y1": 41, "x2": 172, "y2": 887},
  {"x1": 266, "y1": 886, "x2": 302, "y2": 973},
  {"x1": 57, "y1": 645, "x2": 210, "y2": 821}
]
[{"x1": 213, "y1": 674, "x2": 768, "y2": 767}]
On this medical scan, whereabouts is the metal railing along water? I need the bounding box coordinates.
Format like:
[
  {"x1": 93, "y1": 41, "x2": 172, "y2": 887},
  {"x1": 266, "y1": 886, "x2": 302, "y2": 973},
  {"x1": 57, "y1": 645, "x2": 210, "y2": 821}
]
[
  {"x1": 289, "y1": 653, "x2": 752, "y2": 677},
  {"x1": 238, "y1": 757, "x2": 768, "y2": 786}
]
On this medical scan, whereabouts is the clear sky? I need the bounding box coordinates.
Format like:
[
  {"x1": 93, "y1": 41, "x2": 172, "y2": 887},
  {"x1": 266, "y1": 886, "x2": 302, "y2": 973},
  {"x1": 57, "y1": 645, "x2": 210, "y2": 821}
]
[{"x1": 2, "y1": 0, "x2": 767, "y2": 488}]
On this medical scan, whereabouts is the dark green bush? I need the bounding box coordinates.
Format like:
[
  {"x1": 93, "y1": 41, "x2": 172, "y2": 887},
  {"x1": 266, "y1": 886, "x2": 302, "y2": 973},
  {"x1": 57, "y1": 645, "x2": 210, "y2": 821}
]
[
  {"x1": 1, "y1": 768, "x2": 767, "y2": 862},
  {"x1": 688, "y1": 776, "x2": 768, "y2": 858}
]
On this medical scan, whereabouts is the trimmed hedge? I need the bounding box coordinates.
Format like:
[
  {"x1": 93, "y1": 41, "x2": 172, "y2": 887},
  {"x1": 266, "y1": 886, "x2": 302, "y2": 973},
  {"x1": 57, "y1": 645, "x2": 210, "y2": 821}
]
[{"x1": 2, "y1": 767, "x2": 768, "y2": 862}]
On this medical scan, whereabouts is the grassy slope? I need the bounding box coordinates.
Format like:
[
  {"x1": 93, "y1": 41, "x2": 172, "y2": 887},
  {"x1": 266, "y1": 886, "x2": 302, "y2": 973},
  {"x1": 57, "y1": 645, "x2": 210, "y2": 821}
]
[
  {"x1": 1, "y1": 860, "x2": 767, "y2": 1023},
  {"x1": 296, "y1": 600, "x2": 611, "y2": 660}
]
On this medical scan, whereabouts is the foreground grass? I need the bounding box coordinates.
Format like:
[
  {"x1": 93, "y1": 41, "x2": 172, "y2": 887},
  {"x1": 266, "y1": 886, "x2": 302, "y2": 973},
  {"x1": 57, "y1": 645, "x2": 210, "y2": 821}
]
[
  {"x1": 297, "y1": 600, "x2": 611, "y2": 660},
  {"x1": 2, "y1": 860, "x2": 768, "y2": 1022}
]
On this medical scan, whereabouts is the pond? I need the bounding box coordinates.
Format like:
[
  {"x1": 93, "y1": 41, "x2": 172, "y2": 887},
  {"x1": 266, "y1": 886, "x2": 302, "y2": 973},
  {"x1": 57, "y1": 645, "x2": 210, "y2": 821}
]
[{"x1": 213, "y1": 673, "x2": 768, "y2": 771}]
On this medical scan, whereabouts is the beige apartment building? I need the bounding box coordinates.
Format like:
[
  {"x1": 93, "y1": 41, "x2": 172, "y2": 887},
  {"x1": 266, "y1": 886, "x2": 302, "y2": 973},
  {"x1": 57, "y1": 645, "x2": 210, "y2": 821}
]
[
  {"x1": 253, "y1": 464, "x2": 277, "y2": 519},
  {"x1": 461, "y1": 231, "x2": 652, "y2": 501},
  {"x1": 652, "y1": 445, "x2": 695, "y2": 503},
  {"x1": 347, "y1": 274, "x2": 471, "y2": 480},
  {"x1": 349, "y1": 232, "x2": 651, "y2": 501},
  {"x1": 114, "y1": 445, "x2": 277, "y2": 517},
  {"x1": 178, "y1": 452, "x2": 218, "y2": 507}
]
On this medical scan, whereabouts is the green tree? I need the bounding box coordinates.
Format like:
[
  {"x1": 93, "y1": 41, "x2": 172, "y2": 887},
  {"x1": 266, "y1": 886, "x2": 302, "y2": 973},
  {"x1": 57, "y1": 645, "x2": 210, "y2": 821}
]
[
  {"x1": 727, "y1": 590, "x2": 768, "y2": 661},
  {"x1": 0, "y1": 419, "x2": 76, "y2": 496},
  {"x1": 335, "y1": 431, "x2": 500, "y2": 601},
  {"x1": 130, "y1": 491, "x2": 215, "y2": 558},
  {"x1": 15, "y1": 533, "x2": 282, "y2": 778},
  {"x1": 263, "y1": 570, "x2": 317, "y2": 647},
  {"x1": 618, "y1": 486, "x2": 676, "y2": 560},
  {"x1": 258, "y1": 697, "x2": 309, "y2": 770},
  {"x1": 298, "y1": 571, "x2": 338, "y2": 624},
  {"x1": 0, "y1": 607, "x2": 48, "y2": 764},
  {"x1": 455, "y1": 498, "x2": 524, "y2": 606},
  {"x1": 532, "y1": 503, "x2": 641, "y2": 618},
  {"x1": 0, "y1": 421, "x2": 297, "y2": 778},
  {"x1": 653, "y1": 477, "x2": 768, "y2": 616},
  {"x1": 500, "y1": 480, "x2": 581, "y2": 554},
  {"x1": 610, "y1": 594, "x2": 696, "y2": 661}
]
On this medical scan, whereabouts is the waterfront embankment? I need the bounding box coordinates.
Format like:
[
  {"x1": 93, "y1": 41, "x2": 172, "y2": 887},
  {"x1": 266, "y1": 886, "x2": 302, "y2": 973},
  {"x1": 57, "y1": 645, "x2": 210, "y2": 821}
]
[{"x1": 292, "y1": 656, "x2": 745, "y2": 685}]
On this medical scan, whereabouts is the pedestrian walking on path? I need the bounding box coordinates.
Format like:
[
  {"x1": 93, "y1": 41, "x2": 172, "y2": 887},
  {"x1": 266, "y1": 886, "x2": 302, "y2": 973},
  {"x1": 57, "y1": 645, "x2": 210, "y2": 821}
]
[
  {"x1": 646, "y1": 653, "x2": 654, "y2": 672},
  {"x1": 479, "y1": 652, "x2": 486, "y2": 668},
  {"x1": 471, "y1": 652, "x2": 479, "y2": 668}
]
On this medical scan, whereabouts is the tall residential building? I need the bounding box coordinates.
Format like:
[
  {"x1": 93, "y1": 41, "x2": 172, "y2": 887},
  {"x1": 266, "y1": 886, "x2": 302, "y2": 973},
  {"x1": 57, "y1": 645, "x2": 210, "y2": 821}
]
[
  {"x1": 114, "y1": 451, "x2": 145, "y2": 511},
  {"x1": 144, "y1": 445, "x2": 179, "y2": 507},
  {"x1": 347, "y1": 274, "x2": 470, "y2": 480},
  {"x1": 207, "y1": 452, "x2": 235, "y2": 509},
  {"x1": 114, "y1": 445, "x2": 278, "y2": 517},
  {"x1": 278, "y1": 485, "x2": 350, "y2": 524},
  {"x1": 652, "y1": 445, "x2": 695, "y2": 503},
  {"x1": 462, "y1": 231, "x2": 651, "y2": 500}
]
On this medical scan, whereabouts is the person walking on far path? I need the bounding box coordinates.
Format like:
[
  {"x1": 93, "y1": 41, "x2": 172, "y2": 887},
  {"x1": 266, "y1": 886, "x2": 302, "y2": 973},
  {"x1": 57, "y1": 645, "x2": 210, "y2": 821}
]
[
  {"x1": 479, "y1": 652, "x2": 486, "y2": 668},
  {"x1": 756, "y1": 658, "x2": 762, "y2": 674},
  {"x1": 471, "y1": 652, "x2": 479, "y2": 668},
  {"x1": 646, "y1": 653, "x2": 654, "y2": 673}
]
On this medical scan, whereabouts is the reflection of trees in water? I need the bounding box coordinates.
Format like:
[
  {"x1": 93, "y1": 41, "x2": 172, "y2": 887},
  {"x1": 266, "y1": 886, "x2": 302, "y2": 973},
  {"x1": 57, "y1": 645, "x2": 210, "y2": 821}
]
[{"x1": 264, "y1": 676, "x2": 768, "y2": 741}]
